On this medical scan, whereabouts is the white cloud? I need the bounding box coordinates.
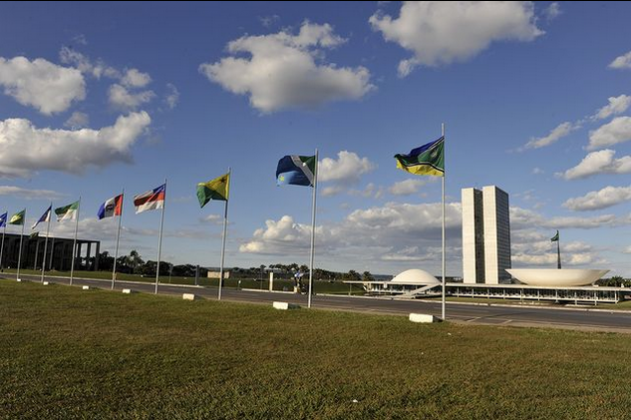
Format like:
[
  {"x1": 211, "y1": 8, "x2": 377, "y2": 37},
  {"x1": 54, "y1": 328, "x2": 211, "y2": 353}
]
[
  {"x1": 319, "y1": 151, "x2": 376, "y2": 184},
  {"x1": 532, "y1": 167, "x2": 544, "y2": 175},
  {"x1": 588, "y1": 116, "x2": 631, "y2": 150},
  {"x1": 388, "y1": 178, "x2": 428, "y2": 196},
  {"x1": 108, "y1": 84, "x2": 156, "y2": 109},
  {"x1": 321, "y1": 185, "x2": 346, "y2": 197},
  {"x1": 591, "y1": 95, "x2": 631, "y2": 120},
  {"x1": 121, "y1": 68, "x2": 152, "y2": 88},
  {"x1": 59, "y1": 47, "x2": 120, "y2": 79},
  {"x1": 623, "y1": 246, "x2": 631, "y2": 255},
  {"x1": 0, "y1": 186, "x2": 66, "y2": 200},
  {"x1": 510, "y1": 207, "x2": 618, "y2": 229},
  {"x1": 0, "y1": 56, "x2": 86, "y2": 115},
  {"x1": 563, "y1": 185, "x2": 631, "y2": 211},
  {"x1": 64, "y1": 111, "x2": 89, "y2": 129},
  {"x1": 522, "y1": 121, "x2": 577, "y2": 150},
  {"x1": 0, "y1": 111, "x2": 151, "y2": 177},
  {"x1": 543, "y1": 2, "x2": 562, "y2": 21},
  {"x1": 561, "y1": 149, "x2": 631, "y2": 180},
  {"x1": 199, "y1": 21, "x2": 374, "y2": 112},
  {"x1": 609, "y1": 51, "x2": 631, "y2": 70},
  {"x1": 369, "y1": 1, "x2": 543, "y2": 76},
  {"x1": 259, "y1": 15, "x2": 280, "y2": 28},
  {"x1": 164, "y1": 83, "x2": 179, "y2": 109}
]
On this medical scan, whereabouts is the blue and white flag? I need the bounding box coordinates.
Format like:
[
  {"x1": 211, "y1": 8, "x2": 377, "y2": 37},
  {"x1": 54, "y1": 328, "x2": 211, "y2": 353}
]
[
  {"x1": 32, "y1": 205, "x2": 52, "y2": 230},
  {"x1": 276, "y1": 155, "x2": 316, "y2": 187},
  {"x1": 0, "y1": 212, "x2": 7, "y2": 228}
]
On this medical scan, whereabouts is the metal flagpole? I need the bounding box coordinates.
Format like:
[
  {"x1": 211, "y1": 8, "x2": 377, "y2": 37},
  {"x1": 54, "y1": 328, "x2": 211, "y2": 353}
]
[
  {"x1": 441, "y1": 123, "x2": 446, "y2": 321},
  {"x1": 41, "y1": 204, "x2": 52, "y2": 283},
  {"x1": 16, "y1": 210, "x2": 26, "y2": 281},
  {"x1": 0, "y1": 219, "x2": 5, "y2": 271},
  {"x1": 557, "y1": 236, "x2": 561, "y2": 269},
  {"x1": 70, "y1": 198, "x2": 81, "y2": 286},
  {"x1": 218, "y1": 168, "x2": 231, "y2": 301},
  {"x1": 112, "y1": 189, "x2": 124, "y2": 290},
  {"x1": 155, "y1": 180, "x2": 167, "y2": 294},
  {"x1": 308, "y1": 149, "x2": 318, "y2": 309}
]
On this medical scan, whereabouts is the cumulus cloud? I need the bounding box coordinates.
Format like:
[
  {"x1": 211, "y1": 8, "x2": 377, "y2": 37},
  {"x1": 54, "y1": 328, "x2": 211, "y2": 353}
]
[
  {"x1": 64, "y1": 111, "x2": 89, "y2": 129},
  {"x1": 521, "y1": 122, "x2": 577, "y2": 150},
  {"x1": 199, "y1": 21, "x2": 374, "y2": 112},
  {"x1": 59, "y1": 47, "x2": 120, "y2": 79},
  {"x1": 0, "y1": 186, "x2": 66, "y2": 200},
  {"x1": 369, "y1": 1, "x2": 543, "y2": 76},
  {"x1": 510, "y1": 207, "x2": 618, "y2": 229},
  {"x1": 319, "y1": 151, "x2": 375, "y2": 184},
  {"x1": 588, "y1": 116, "x2": 631, "y2": 150},
  {"x1": 609, "y1": 51, "x2": 631, "y2": 70},
  {"x1": 543, "y1": 2, "x2": 562, "y2": 21},
  {"x1": 388, "y1": 178, "x2": 429, "y2": 196},
  {"x1": 164, "y1": 83, "x2": 180, "y2": 109},
  {"x1": 0, "y1": 111, "x2": 151, "y2": 177},
  {"x1": 121, "y1": 68, "x2": 151, "y2": 88},
  {"x1": 591, "y1": 95, "x2": 631, "y2": 120},
  {"x1": 563, "y1": 185, "x2": 631, "y2": 211},
  {"x1": 560, "y1": 149, "x2": 631, "y2": 180},
  {"x1": 0, "y1": 56, "x2": 86, "y2": 115},
  {"x1": 108, "y1": 84, "x2": 156, "y2": 109}
]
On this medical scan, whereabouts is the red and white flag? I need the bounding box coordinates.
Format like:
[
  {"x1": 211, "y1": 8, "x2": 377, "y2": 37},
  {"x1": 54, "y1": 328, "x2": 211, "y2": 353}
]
[{"x1": 133, "y1": 184, "x2": 166, "y2": 214}]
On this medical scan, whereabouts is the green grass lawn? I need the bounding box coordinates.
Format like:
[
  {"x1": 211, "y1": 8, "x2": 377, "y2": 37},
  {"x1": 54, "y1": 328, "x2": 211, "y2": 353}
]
[{"x1": 1, "y1": 280, "x2": 630, "y2": 419}]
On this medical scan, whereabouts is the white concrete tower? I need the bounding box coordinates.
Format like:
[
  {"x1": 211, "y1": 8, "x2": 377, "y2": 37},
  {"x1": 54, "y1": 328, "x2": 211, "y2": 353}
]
[{"x1": 462, "y1": 188, "x2": 485, "y2": 284}]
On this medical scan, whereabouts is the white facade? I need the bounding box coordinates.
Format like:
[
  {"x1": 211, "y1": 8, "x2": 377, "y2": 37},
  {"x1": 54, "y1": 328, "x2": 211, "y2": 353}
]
[{"x1": 462, "y1": 186, "x2": 511, "y2": 284}]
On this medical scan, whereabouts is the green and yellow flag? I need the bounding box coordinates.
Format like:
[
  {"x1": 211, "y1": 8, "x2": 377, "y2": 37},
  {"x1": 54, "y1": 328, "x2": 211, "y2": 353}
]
[
  {"x1": 197, "y1": 172, "x2": 230, "y2": 208},
  {"x1": 9, "y1": 209, "x2": 25, "y2": 225},
  {"x1": 394, "y1": 136, "x2": 445, "y2": 177},
  {"x1": 551, "y1": 231, "x2": 559, "y2": 242}
]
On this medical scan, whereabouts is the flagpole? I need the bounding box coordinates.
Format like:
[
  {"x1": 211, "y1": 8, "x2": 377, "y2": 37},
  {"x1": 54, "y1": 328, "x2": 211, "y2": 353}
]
[
  {"x1": 557, "y1": 236, "x2": 561, "y2": 269},
  {"x1": 0, "y1": 219, "x2": 5, "y2": 271},
  {"x1": 16, "y1": 210, "x2": 26, "y2": 281},
  {"x1": 308, "y1": 149, "x2": 318, "y2": 309},
  {"x1": 70, "y1": 197, "x2": 81, "y2": 286},
  {"x1": 218, "y1": 169, "x2": 231, "y2": 301},
  {"x1": 441, "y1": 123, "x2": 446, "y2": 321},
  {"x1": 41, "y1": 204, "x2": 52, "y2": 283},
  {"x1": 155, "y1": 180, "x2": 167, "y2": 294},
  {"x1": 112, "y1": 189, "x2": 124, "y2": 290}
]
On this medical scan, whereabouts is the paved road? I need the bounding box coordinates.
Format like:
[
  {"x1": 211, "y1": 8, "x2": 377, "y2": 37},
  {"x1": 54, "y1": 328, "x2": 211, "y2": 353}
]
[{"x1": 6, "y1": 274, "x2": 631, "y2": 333}]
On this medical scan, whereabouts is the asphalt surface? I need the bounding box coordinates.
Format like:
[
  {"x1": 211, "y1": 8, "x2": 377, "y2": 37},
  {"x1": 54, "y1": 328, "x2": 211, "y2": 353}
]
[{"x1": 5, "y1": 273, "x2": 631, "y2": 333}]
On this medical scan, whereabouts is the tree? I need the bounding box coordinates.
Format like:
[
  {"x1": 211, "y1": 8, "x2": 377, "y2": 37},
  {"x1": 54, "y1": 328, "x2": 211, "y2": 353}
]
[{"x1": 362, "y1": 271, "x2": 374, "y2": 282}]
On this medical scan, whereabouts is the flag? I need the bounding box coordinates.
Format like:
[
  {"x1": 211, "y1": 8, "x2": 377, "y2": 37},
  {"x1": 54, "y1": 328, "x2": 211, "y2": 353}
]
[
  {"x1": 197, "y1": 173, "x2": 230, "y2": 208},
  {"x1": 134, "y1": 184, "x2": 166, "y2": 214},
  {"x1": 394, "y1": 136, "x2": 445, "y2": 177},
  {"x1": 29, "y1": 231, "x2": 39, "y2": 240},
  {"x1": 9, "y1": 209, "x2": 25, "y2": 225},
  {"x1": 551, "y1": 231, "x2": 559, "y2": 242},
  {"x1": 98, "y1": 194, "x2": 123, "y2": 219},
  {"x1": 0, "y1": 212, "x2": 7, "y2": 228},
  {"x1": 55, "y1": 201, "x2": 79, "y2": 221},
  {"x1": 276, "y1": 155, "x2": 316, "y2": 187},
  {"x1": 32, "y1": 205, "x2": 52, "y2": 230}
]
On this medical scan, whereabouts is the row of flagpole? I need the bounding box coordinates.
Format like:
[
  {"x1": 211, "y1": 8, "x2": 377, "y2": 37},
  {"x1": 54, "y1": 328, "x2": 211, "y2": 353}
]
[{"x1": 1, "y1": 125, "x2": 448, "y2": 317}]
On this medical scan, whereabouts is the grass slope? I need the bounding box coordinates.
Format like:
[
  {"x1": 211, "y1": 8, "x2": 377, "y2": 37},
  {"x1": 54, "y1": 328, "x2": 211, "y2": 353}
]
[{"x1": 1, "y1": 280, "x2": 630, "y2": 419}]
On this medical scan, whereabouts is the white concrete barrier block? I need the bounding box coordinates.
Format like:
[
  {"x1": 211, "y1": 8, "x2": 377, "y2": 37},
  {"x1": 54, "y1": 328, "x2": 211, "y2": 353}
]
[
  {"x1": 182, "y1": 293, "x2": 198, "y2": 301},
  {"x1": 16, "y1": 278, "x2": 22, "y2": 282},
  {"x1": 43, "y1": 281, "x2": 50, "y2": 286},
  {"x1": 122, "y1": 289, "x2": 134, "y2": 294},
  {"x1": 273, "y1": 301, "x2": 300, "y2": 310},
  {"x1": 82, "y1": 286, "x2": 90, "y2": 290},
  {"x1": 409, "y1": 313, "x2": 439, "y2": 323}
]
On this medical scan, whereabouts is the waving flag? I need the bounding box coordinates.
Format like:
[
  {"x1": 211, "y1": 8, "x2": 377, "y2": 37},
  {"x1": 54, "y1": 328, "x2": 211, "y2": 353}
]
[
  {"x1": 32, "y1": 205, "x2": 52, "y2": 229},
  {"x1": 394, "y1": 136, "x2": 445, "y2": 177},
  {"x1": 55, "y1": 201, "x2": 79, "y2": 221},
  {"x1": 276, "y1": 155, "x2": 316, "y2": 187},
  {"x1": 197, "y1": 173, "x2": 230, "y2": 208},
  {"x1": 134, "y1": 184, "x2": 166, "y2": 214},
  {"x1": 9, "y1": 209, "x2": 25, "y2": 225},
  {"x1": 98, "y1": 194, "x2": 124, "y2": 219},
  {"x1": 0, "y1": 212, "x2": 6, "y2": 228}
]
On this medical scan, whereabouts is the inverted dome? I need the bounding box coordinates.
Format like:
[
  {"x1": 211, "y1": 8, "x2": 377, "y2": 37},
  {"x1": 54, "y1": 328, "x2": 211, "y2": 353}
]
[
  {"x1": 507, "y1": 269, "x2": 609, "y2": 287},
  {"x1": 391, "y1": 269, "x2": 439, "y2": 285}
]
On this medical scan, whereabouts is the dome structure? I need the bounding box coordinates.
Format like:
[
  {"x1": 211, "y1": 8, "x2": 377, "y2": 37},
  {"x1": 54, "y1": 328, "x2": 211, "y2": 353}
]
[
  {"x1": 390, "y1": 269, "x2": 440, "y2": 285},
  {"x1": 507, "y1": 269, "x2": 609, "y2": 287}
]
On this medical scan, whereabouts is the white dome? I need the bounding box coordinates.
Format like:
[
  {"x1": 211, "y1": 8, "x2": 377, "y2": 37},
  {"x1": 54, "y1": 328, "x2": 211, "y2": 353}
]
[
  {"x1": 507, "y1": 269, "x2": 609, "y2": 287},
  {"x1": 391, "y1": 269, "x2": 439, "y2": 285}
]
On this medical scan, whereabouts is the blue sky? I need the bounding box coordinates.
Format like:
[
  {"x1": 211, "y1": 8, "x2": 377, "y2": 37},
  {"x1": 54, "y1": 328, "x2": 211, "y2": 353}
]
[{"x1": 1, "y1": 1, "x2": 630, "y2": 277}]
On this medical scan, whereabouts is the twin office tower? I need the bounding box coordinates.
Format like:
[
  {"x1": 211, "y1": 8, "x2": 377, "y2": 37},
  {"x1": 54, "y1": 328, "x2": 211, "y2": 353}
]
[{"x1": 462, "y1": 186, "x2": 512, "y2": 284}]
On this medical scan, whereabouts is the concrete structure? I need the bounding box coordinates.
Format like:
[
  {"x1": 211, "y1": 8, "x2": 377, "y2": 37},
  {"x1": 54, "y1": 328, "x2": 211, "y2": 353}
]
[
  {"x1": 207, "y1": 271, "x2": 230, "y2": 279},
  {"x1": 507, "y1": 269, "x2": 609, "y2": 287},
  {"x1": 462, "y1": 186, "x2": 511, "y2": 284},
  {"x1": 390, "y1": 269, "x2": 440, "y2": 285},
  {"x1": 0, "y1": 233, "x2": 100, "y2": 272}
]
